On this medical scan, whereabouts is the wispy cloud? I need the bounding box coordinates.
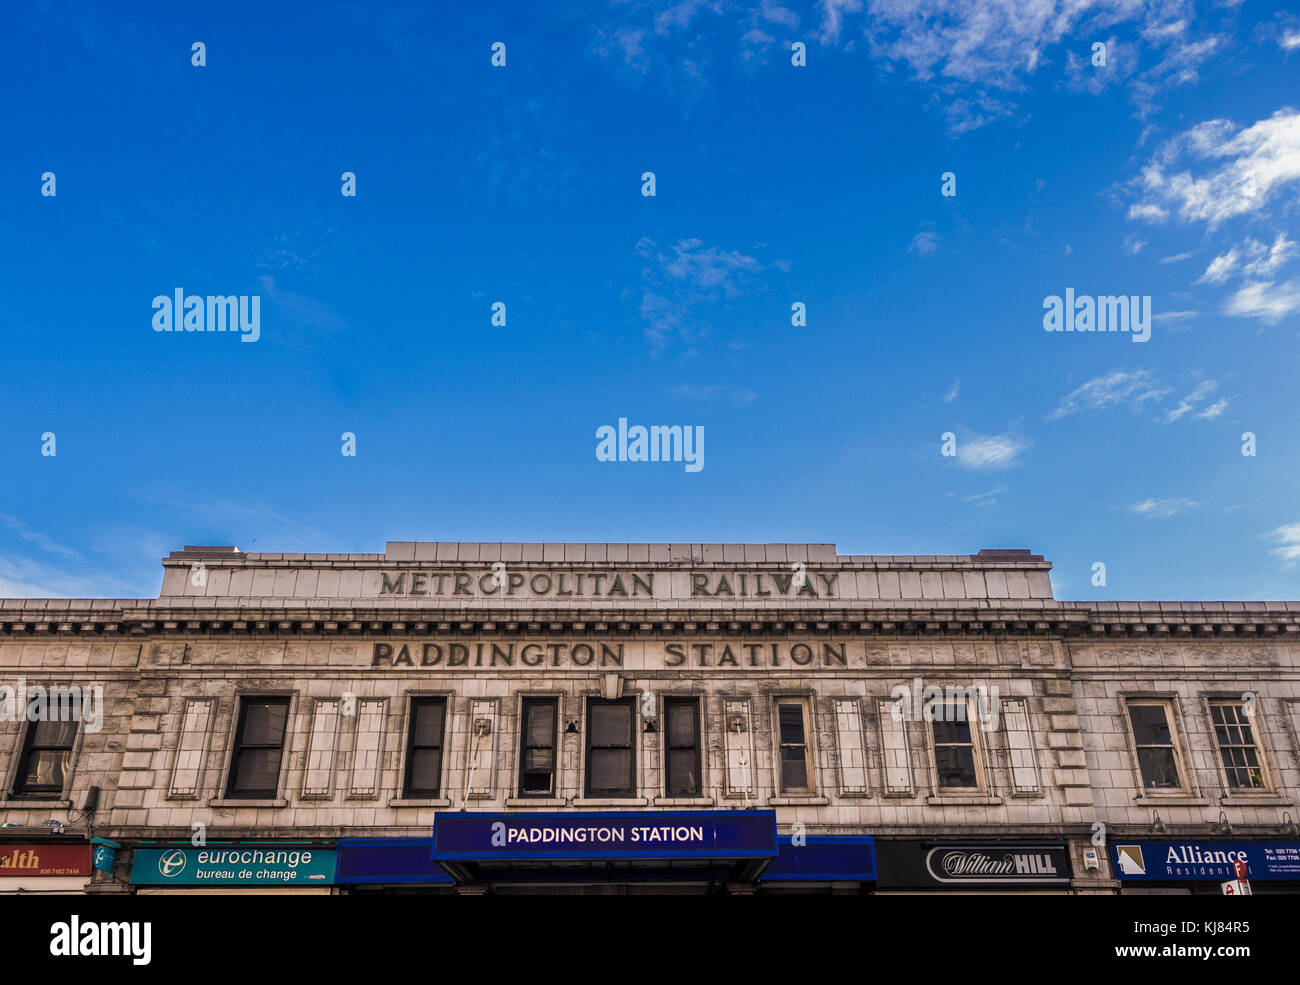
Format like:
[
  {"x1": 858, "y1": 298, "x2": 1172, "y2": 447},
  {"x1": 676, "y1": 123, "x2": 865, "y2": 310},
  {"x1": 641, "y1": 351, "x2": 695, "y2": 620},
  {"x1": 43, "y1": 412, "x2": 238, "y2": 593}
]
[
  {"x1": 1197, "y1": 233, "x2": 1297, "y2": 284},
  {"x1": 955, "y1": 432, "x2": 1026, "y2": 471},
  {"x1": 670, "y1": 384, "x2": 759, "y2": 405},
  {"x1": 1224, "y1": 278, "x2": 1300, "y2": 324},
  {"x1": 909, "y1": 230, "x2": 939, "y2": 255},
  {"x1": 1162, "y1": 379, "x2": 1226, "y2": 423},
  {"x1": 0, "y1": 515, "x2": 81, "y2": 561},
  {"x1": 636, "y1": 236, "x2": 766, "y2": 349},
  {"x1": 1050, "y1": 370, "x2": 1170, "y2": 420},
  {"x1": 962, "y1": 485, "x2": 1005, "y2": 507},
  {"x1": 943, "y1": 379, "x2": 960, "y2": 404},
  {"x1": 1269, "y1": 523, "x2": 1300, "y2": 564},
  {"x1": 1130, "y1": 498, "x2": 1199, "y2": 518}
]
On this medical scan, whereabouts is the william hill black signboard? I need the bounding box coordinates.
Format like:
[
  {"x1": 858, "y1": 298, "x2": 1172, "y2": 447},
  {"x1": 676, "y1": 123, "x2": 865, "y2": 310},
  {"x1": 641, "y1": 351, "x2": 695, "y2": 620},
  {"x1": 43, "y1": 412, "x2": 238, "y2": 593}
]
[{"x1": 876, "y1": 841, "x2": 1070, "y2": 889}]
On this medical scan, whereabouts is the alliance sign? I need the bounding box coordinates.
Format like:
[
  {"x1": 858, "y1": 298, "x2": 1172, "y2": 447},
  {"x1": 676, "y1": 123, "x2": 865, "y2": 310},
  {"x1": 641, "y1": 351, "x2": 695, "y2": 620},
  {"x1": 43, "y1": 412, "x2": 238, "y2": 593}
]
[{"x1": 1112, "y1": 840, "x2": 1300, "y2": 881}]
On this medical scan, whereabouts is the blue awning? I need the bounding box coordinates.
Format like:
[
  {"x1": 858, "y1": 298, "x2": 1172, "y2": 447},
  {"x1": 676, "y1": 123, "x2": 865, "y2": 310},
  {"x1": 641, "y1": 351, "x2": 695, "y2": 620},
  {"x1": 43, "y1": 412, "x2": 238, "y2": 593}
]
[
  {"x1": 336, "y1": 838, "x2": 453, "y2": 884},
  {"x1": 760, "y1": 836, "x2": 876, "y2": 882}
]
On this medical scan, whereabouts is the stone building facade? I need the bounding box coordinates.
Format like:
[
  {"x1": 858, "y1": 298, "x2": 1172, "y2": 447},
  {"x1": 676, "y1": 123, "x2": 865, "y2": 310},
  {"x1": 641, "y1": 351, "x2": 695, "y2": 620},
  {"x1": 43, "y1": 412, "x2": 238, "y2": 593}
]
[{"x1": 2, "y1": 542, "x2": 1299, "y2": 894}]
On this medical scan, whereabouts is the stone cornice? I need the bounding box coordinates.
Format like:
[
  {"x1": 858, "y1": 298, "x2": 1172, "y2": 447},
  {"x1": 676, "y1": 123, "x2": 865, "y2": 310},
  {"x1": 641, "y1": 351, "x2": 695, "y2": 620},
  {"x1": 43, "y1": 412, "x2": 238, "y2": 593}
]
[{"x1": 2, "y1": 601, "x2": 1298, "y2": 639}]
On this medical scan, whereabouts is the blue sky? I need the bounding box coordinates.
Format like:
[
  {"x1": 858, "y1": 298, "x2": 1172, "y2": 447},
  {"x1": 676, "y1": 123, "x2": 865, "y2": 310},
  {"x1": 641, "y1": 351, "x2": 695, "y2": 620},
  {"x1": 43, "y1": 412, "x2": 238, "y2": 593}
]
[{"x1": 1, "y1": 0, "x2": 1298, "y2": 601}]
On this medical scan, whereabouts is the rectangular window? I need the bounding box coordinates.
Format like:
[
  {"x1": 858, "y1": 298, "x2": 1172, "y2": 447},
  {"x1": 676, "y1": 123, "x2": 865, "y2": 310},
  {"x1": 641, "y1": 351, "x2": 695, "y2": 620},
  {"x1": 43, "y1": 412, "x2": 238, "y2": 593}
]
[
  {"x1": 403, "y1": 697, "x2": 447, "y2": 798},
  {"x1": 1128, "y1": 702, "x2": 1182, "y2": 790},
  {"x1": 1210, "y1": 700, "x2": 1266, "y2": 790},
  {"x1": 226, "y1": 697, "x2": 290, "y2": 799},
  {"x1": 519, "y1": 697, "x2": 558, "y2": 796},
  {"x1": 664, "y1": 698, "x2": 701, "y2": 797},
  {"x1": 585, "y1": 698, "x2": 636, "y2": 797},
  {"x1": 932, "y1": 702, "x2": 978, "y2": 788},
  {"x1": 14, "y1": 718, "x2": 79, "y2": 796},
  {"x1": 776, "y1": 700, "x2": 814, "y2": 793}
]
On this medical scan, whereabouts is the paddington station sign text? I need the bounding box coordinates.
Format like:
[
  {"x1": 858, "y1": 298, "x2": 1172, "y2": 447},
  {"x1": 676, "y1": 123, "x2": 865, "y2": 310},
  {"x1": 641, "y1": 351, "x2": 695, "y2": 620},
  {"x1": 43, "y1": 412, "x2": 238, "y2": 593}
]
[
  {"x1": 372, "y1": 640, "x2": 855, "y2": 669},
  {"x1": 377, "y1": 569, "x2": 839, "y2": 599}
]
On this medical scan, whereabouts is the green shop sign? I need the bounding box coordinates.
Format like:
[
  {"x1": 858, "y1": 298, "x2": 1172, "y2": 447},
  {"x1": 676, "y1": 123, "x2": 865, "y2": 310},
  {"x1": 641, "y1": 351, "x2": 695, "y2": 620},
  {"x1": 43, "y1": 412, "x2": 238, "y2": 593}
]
[{"x1": 129, "y1": 846, "x2": 336, "y2": 885}]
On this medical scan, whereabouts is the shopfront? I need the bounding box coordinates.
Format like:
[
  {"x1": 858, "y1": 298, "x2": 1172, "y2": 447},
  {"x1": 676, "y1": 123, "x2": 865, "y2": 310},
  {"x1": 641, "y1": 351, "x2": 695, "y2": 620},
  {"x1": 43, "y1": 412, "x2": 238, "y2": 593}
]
[
  {"x1": 757, "y1": 835, "x2": 875, "y2": 894},
  {"x1": 875, "y1": 840, "x2": 1072, "y2": 894},
  {"x1": 129, "y1": 843, "x2": 338, "y2": 895},
  {"x1": 1111, "y1": 840, "x2": 1300, "y2": 895},
  {"x1": 336, "y1": 838, "x2": 455, "y2": 894},
  {"x1": 431, "y1": 810, "x2": 778, "y2": 893},
  {"x1": 0, "y1": 840, "x2": 92, "y2": 894}
]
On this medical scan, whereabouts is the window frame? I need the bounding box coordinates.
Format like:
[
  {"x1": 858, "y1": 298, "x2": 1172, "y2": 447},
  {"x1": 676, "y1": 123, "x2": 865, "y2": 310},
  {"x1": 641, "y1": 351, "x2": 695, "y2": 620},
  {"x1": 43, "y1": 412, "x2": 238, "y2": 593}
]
[
  {"x1": 771, "y1": 696, "x2": 817, "y2": 795},
  {"x1": 225, "y1": 695, "x2": 293, "y2": 800},
  {"x1": 1124, "y1": 697, "x2": 1190, "y2": 794},
  {"x1": 584, "y1": 697, "x2": 638, "y2": 798},
  {"x1": 402, "y1": 695, "x2": 448, "y2": 799},
  {"x1": 12, "y1": 714, "x2": 81, "y2": 799},
  {"x1": 662, "y1": 696, "x2": 703, "y2": 797},
  {"x1": 517, "y1": 695, "x2": 560, "y2": 798},
  {"x1": 929, "y1": 696, "x2": 983, "y2": 791},
  {"x1": 1205, "y1": 695, "x2": 1273, "y2": 794}
]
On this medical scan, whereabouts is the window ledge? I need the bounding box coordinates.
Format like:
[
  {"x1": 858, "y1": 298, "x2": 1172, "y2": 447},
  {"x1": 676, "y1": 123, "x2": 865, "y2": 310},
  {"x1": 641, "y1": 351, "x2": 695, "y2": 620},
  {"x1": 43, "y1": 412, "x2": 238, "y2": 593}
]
[
  {"x1": 653, "y1": 796, "x2": 714, "y2": 807},
  {"x1": 0, "y1": 796, "x2": 72, "y2": 808},
  {"x1": 572, "y1": 797, "x2": 649, "y2": 807},
  {"x1": 926, "y1": 794, "x2": 1002, "y2": 806},
  {"x1": 208, "y1": 797, "x2": 289, "y2": 809},
  {"x1": 504, "y1": 797, "x2": 565, "y2": 807},
  {"x1": 1218, "y1": 793, "x2": 1293, "y2": 807},
  {"x1": 768, "y1": 796, "x2": 830, "y2": 806},
  {"x1": 1133, "y1": 794, "x2": 1207, "y2": 807},
  {"x1": 389, "y1": 797, "x2": 452, "y2": 808}
]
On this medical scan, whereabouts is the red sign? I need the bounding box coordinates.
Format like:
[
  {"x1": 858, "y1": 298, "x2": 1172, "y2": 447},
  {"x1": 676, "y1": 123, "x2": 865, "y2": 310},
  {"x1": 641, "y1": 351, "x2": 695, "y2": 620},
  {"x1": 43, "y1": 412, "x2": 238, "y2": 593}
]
[
  {"x1": 1234, "y1": 859, "x2": 1249, "y2": 881},
  {"x1": 0, "y1": 843, "x2": 92, "y2": 877}
]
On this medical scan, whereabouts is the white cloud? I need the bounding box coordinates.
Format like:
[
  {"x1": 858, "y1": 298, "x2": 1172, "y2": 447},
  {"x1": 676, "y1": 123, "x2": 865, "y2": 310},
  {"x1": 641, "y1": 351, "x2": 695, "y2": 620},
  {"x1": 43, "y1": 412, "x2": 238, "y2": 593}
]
[
  {"x1": 1196, "y1": 246, "x2": 1242, "y2": 284},
  {"x1": 0, "y1": 553, "x2": 146, "y2": 599},
  {"x1": 943, "y1": 379, "x2": 960, "y2": 403},
  {"x1": 1243, "y1": 233, "x2": 1297, "y2": 278},
  {"x1": 1198, "y1": 234, "x2": 1297, "y2": 284},
  {"x1": 0, "y1": 515, "x2": 81, "y2": 561},
  {"x1": 1268, "y1": 522, "x2": 1300, "y2": 564},
  {"x1": 909, "y1": 230, "x2": 939, "y2": 254},
  {"x1": 670, "y1": 384, "x2": 759, "y2": 405},
  {"x1": 635, "y1": 237, "x2": 766, "y2": 348},
  {"x1": 1163, "y1": 379, "x2": 1219, "y2": 423},
  {"x1": 1160, "y1": 251, "x2": 1192, "y2": 263},
  {"x1": 1050, "y1": 370, "x2": 1170, "y2": 420},
  {"x1": 1129, "y1": 109, "x2": 1300, "y2": 231},
  {"x1": 963, "y1": 486, "x2": 1005, "y2": 507},
  {"x1": 955, "y1": 433, "x2": 1026, "y2": 471},
  {"x1": 1129, "y1": 498, "x2": 1198, "y2": 518},
  {"x1": 1127, "y1": 202, "x2": 1169, "y2": 223},
  {"x1": 1224, "y1": 278, "x2": 1300, "y2": 324}
]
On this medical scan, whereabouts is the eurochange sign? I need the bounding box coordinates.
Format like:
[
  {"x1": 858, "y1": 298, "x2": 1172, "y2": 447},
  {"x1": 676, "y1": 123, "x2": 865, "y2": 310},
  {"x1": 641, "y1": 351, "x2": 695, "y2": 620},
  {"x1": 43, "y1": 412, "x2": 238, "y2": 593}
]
[{"x1": 129, "y1": 846, "x2": 337, "y2": 885}]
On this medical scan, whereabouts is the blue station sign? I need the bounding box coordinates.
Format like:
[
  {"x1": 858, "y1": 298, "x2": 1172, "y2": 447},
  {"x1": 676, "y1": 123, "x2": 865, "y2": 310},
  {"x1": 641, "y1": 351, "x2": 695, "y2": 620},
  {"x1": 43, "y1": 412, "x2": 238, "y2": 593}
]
[
  {"x1": 1111, "y1": 840, "x2": 1300, "y2": 881},
  {"x1": 432, "y1": 810, "x2": 778, "y2": 862}
]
